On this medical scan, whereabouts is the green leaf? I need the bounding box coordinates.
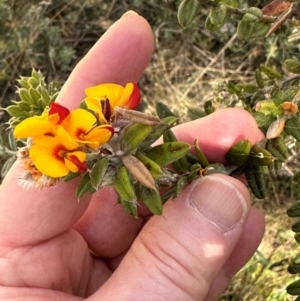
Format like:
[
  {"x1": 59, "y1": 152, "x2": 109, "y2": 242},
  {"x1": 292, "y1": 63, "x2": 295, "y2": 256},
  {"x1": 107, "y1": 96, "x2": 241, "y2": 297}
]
[
  {"x1": 163, "y1": 129, "x2": 178, "y2": 143},
  {"x1": 194, "y1": 139, "x2": 209, "y2": 167},
  {"x1": 260, "y1": 65, "x2": 282, "y2": 80},
  {"x1": 121, "y1": 123, "x2": 153, "y2": 153},
  {"x1": 229, "y1": 164, "x2": 247, "y2": 178},
  {"x1": 29, "y1": 87, "x2": 42, "y2": 105},
  {"x1": 209, "y1": 5, "x2": 227, "y2": 26},
  {"x1": 234, "y1": 83, "x2": 258, "y2": 93},
  {"x1": 17, "y1": 77, "x2": 30, "y2": 89},
  {"x1": 295, "y1": 234, "x2": 300, "y2": 245},
  {"x1": 63, "y1": 172, "x2": 81, "y2": 182},
  {"x1": 186, "y1": 105, "x2": 206, "y2": 120},
  {"x1": 6, "y1": 105, "x2": 28, "y2": 118},
  {"x1": 161, "y1": 116, "x2": 179, "y2": 126},
  {"x1": 29, "y1": 76, "x2": 40, "y2": 89},
  {"x1": 247, "y1": 7, "x2": 262, "y2": 18},
  {"x1": 288, "y1": 254, "x2": 300, "y2": 275},
  {"x1": 175, "y1": 176, "x2": 188, "y2": 198},
  {"x1": 36, "y1": 84, "x2": 51, "y2": 106},
  {"x1": 285, "y1": 59, "x2": 300, "y2": 74},
  {"x1": 255, "y1": 69, "x2": 264, "y2": 88},
  {"x1": 226, "y1": 139, "x2": 251, "y2": 167},
  {"x1": 280, "y1": 87, "x2": 300, "y2": 101},
  {"x1": 139, "y1": 118, "x2": 177, "y2": 150},
  {"x1": 136, "y1": 153, "x2": 163, "y2": 179},
  {"x1": 218, "y1": 0, "x2": 238, "y2": 8},
  {"x1": 249, "y1": 21, "x2": 270, "y2": 39},
  {"x1": 90, "y1": 157, "x2": 109, "y2": 189},
  {"x1": 187, "y1": 163, "x2": 201, "y2": 183},
  {"x1": 177, "y1": 0, "x2": 200, "y2": 28},
  {"x1": 243, "y1": 7, "x2": 262, "y2": 22},
  {"x1": 205, "y1": 15, "x2": 227, "y2": 31},
  {"x1": 156, "y1": 102, "x2": 177, "y2": 119},
  {"x1": 293, "y1": 172, "x2": 300, "y2": 184},
  {"x1": 291, "y1": 221, "x2": 300, "y2": 233},
  {"x1": 18, "y1": 88, "x2": 34, "y2": 104},
  {"x1": 204, "y1": 100, "x2": 215, "y2": 115},
  {"x1": 163, "y1": 129, "x2": 191, "y2": 173},
  {"x1": 1, "y1": 156, "x2": 16, "y2": 179},
  {"x1": 266, "y1": 137, "x2": 289, "y2": 161},
  {"x1": 242, "y1": 13, "x2": 259, "y2": 22},
  {"x1": 252, "y1": 113, "x2": 276, "y2": 134},
  {"x1": 249, "y1": 145, "x2": 274, "y2": 166},
  {"x1": 238, "y1": 19, "x2": 270, "y2": 40},
  {"x1": 17, "y1": 101, "x2": 31, "y2": 112},
  {"x1": 118, "y1": 197, "x2": 138, "y2": 218},
  {"x1": 287, "y1": 279, "x2": 300, "y2": 295},
  {"x1": 285, "y1": 116, "x2": 300, "y2": 141},
  {"x1": 76, "y1": 172, "x2": 93, "y2": 200},
  {"x1": 237, "y1": 19, "x2": 255, "y2": 40},
  {"x1": 145, "y1": 142, "x2": 190, "y2": 167},
  {"x1": 8, "y1": 130, "x2": 17, "y2": 151},
  {"x1": 136, "y1": 184, "x2": 163, "y2": 215},
  {"x1": 287, "y1": 201, "x2": 300, "y2": 217},
  {"x1": 113, "y1": 164, "x2": 136, "y2": 202},
  {"x1": 245, "y1": 164, "x2": 266, "y2": 199}
]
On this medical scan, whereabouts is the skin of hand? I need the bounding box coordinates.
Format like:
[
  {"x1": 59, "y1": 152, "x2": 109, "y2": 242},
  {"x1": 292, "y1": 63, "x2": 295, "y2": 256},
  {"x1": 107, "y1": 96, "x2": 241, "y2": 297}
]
[{"x1": 0, "y1": 11, "x2": 265, "y2": 301}]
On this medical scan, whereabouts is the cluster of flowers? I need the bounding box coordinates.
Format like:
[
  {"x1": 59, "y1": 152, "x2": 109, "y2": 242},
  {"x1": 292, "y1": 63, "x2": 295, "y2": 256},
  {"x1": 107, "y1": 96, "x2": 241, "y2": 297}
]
[{"x1": 14, "y1": 83, "x2": 140, "y2": 186}]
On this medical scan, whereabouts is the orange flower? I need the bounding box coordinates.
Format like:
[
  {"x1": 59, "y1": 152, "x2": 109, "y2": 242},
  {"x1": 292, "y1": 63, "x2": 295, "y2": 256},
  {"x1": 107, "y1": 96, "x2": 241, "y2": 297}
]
[
  {"x1": 61, "y1": 108, "x2": 114, "y2": 148},
  {"x1": 14, "y1": 102, "x2": 70, "y2": 138},
  {"x1": 84, "y1": 82, "x2": 140, "y2": 123},
  {"x1": 14, "y1": 102, "x2": 115, "y2": 177},
  {"x1": 29, "y1": 126, "x2": 87, "y2": 178}
]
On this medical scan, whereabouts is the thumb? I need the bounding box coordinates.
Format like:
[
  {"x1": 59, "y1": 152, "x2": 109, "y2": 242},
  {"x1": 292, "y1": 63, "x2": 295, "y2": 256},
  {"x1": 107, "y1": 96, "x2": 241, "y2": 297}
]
[{"x1": 88, "y1": 174, "x2": 264, "y2": 301}]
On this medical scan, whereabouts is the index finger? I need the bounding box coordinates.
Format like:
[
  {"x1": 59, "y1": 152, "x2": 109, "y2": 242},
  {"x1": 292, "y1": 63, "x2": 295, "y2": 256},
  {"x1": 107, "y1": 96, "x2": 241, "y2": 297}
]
[{"x1": 0, "y1": 12, "x2": 154, "y2": 247}]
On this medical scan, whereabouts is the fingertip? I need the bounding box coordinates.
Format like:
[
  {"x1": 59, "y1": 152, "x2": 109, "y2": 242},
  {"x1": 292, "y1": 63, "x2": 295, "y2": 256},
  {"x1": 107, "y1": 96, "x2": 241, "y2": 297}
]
[{"x1": 56, "y1": 12, "x2": 154, "y2": 109}]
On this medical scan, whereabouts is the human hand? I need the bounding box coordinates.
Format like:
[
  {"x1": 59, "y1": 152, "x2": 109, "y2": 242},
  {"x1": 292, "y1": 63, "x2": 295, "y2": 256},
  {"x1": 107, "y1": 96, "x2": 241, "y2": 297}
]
[{"x1": 0, "y1": 11, "x2": 265, "y2": 301}]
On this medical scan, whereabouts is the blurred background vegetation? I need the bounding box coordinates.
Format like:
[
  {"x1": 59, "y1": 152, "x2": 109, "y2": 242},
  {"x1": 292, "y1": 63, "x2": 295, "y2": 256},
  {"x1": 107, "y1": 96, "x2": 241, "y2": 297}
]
[{"x1": 1, "y1": 0, "x2": 300, "y2": 299}]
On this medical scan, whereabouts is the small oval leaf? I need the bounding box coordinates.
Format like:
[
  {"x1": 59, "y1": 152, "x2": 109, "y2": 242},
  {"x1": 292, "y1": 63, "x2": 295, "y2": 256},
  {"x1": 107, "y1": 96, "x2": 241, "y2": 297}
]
[
  {"x1": 121, "y1": 123, "x2": 153, "y2": 153},
  {"x1": 145, "y1": 142, "x2": 190, "y2": 167},
  {"x1": 76, "y1": 172, "x2": 94, "y2": 200},
  {"x1": 113, "y1": 164, "x2": 136, "y2": 202},
  {"x1": 249, "y1": 145, "x2": 274, "y2": 166},
  {"x1": 284, "y1": 116, "x2": 300, "y2": 141},
  {"x1": 245, "y1": 164, "x2": 266, "y2": 199},
  {"x1": 177, "y1": 0, "x2": 200, "y2": 28},
  {"x1": 90, "y1": 157, "x2": 109, "y2": 189},
  {"x1": 266, "y1": 137, "x2": 289, "y2": 161},
  {"x1": 287, "y1": 201, "x2": 300, "y2": 217},
  {"x1": 194, "y1": 139, "x2": 209, "y2": 168},
  {"x1": 136, "y1": 184, "x2": 163, "y2": 215},
  {"x1": 285, "y1": 59, "x2": 300, "y2": 74},
  {"x1": 226, "y1": 139, "x2": 251, "y2": 167}
]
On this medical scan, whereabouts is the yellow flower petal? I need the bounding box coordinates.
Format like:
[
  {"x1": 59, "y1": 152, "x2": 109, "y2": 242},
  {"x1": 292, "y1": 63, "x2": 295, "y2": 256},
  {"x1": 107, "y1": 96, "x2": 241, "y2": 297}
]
[
  {"x1": 84, "y1": 98, "x2": 107, "y2": 124},
  {"x1": 14, "y1": 116, "x2": 57, "y2": 139},
  {"x1": 85, "y1": 83, "x2": 123, "y2": 108},
  {"x1": 29, "y1": 143, "x2": 70, "y2": 177},
  {"x1": 117, "y1": 83, "x2": 134, "y2": 107},
  {"x1": 29, "y1": 127, "x2": 81, "y2": 177},
  {"x1": 61, "y1": 108, "x2": 96, "y2": 139},
  {"x1": 84, "y1": 125, "x2": 114, "y2": 148}
]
